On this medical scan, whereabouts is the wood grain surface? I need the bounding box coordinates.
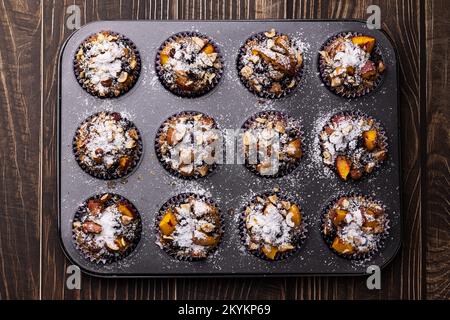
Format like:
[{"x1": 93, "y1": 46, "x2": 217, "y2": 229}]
[
  {"x1": 0, "y1": 0, "x2": 447, "y2": 300},
  {"x1": 425, "y1": 0, "x2": 450, "y2": 300}
]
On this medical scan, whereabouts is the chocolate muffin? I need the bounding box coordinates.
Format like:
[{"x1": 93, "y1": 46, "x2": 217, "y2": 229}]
[
  {"x1": 319, "y1": 112, "x2": 387, "y2": 181},
  {"x1": 322, "y1": 194, "x2": 389, "y2": 259},
  {"x1": 156, "y1": 32, "x2": 223, "y2": 97},
  {"x1": 237, "y1": 29, "x2": 304, "y2": 98},
  {"x1": 156, "y1": 193, "x2": 223, "y2": 260},
  {"x1": 240, "y1": 192, "x2": 306, "y2": 260},
  {"x1": 73, "y1": 111, "x2": 142, "y2": 179},
  {"x1": 72, "y1": 193, "x2": 142, "y2": 264},
  {"x1": 319, "y1": 32, "x2": 385, "y2": 98},
  {"x1": 241, "y1": 111, "x2": 303, "y2": 177},
  {"x1": 74, "y1": 31, "x2": 141, "y2": 98},
  {"x1": 155, "y1": 111, "x2": 221, "y2": 179}
]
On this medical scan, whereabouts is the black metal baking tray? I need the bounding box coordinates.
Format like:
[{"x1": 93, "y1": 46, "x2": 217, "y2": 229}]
[{"x1": 58, "y1": 20, "x2": 401, "y2": 277}]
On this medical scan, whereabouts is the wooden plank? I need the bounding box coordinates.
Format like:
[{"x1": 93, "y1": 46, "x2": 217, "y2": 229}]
[
  {"x1": 425, "y1": 0, "x2": 450, "y2": 300},
  {"x1": 41, "y1": 0, "x2": 425, "y2": 299},
  {"x1": 0, "y1": 0, "x2": 41, "y2": 299}
]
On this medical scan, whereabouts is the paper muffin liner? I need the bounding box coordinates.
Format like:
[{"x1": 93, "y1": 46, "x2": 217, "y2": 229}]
[
  {"x1": 155, "y1": 31, "x2": 224, "y2": 98},
  {"x1": 241, "y1": 110, "x2": 304, "y2": 178},
  {"x1": 318, "y1": 31, "x2": 384, "y2": 99},
  {"x1": 154, "y1": 111, "x2": 221, "y2": 180},
  {"x1": 72, "y1": 111, "x2": 143, "y2": 180},
  {"x1": 236, "y1": 30, "x2": 304, "y2": 99},
  {"x1": 155, "y1": 193, "x2": 224, "y2": 261},
  {"x1": 73, "y1": 31, "x2": 141, "y2": 98},
  {"x1": 239, "y1": 191, "x2": 308, "y2": 261},
  {"x1": 72, "y1": 193, "x2": 142, "y2": 264},
  {"x1": 320, "y1": 193, "x2": 390, "y2": 261},
  {"x1": 319, "y1": 110, "x2": 388, "y2": 182}
]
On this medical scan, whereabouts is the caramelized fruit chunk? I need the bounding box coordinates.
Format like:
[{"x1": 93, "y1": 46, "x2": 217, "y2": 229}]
[
  {"x1": 118, "y1": 202, "x2": 134, "y2": 218},
  {"x1": 262, "y1": 245, "x2": 278, "y2": 260},
  {"x1": 332, "y1": 209, "x2": 348, "y2": 226},
  {"x1": 82, "y1": 221, "x2": 103, "y2": 234},
  {"x1": 167, "y1": 127, "x2": 176, "y2": 146},
  {"x1": 159, "y1": 209, "x2": 177, "y2": 236},
  {"x1": 363, "y1": 220, "x2": 380, "y2": 229},
  {"x1": 119, "y1": 156, "x2": 131, "y2": 170},
  {"x1": 160, "y1": 45, "x2": 171, "y2": 65},
  {"x1": 335, "y1": 155, "x2": 352, "y2": 181},
  {"x1": 360, "y1": 61, "x2": 377, "y2": 79},
  {"x1": 87, "y1": 199, "x2": 103, "y2": 215},
  {"x1": 201, "y1": 43, "x2": 215, "y2": 54},
  {"x1": 175, "y1": 71, "x2": 193, "y2": 90},
  {"x1": 115, "y1": 236, "x2": 128, "y2": 249},
  {"x1": 192, "y1": 234, "x2": 218, "y2": 246},
  {"x1": 287, "y1": 139, "x2": 302, "y2": 159},
  {"x1": 350, "y1": 167, "x2": 363, "y2": 180},
  {"x1": 252, "y1": 47, "x2": 295, "y2": 76},
  {"x1": 331, "y1": 237, "x2": 354, "y2": 254},
  {"x1": 288, "y1": 204, "x2": 302, "y2": 226},
  {"x1": 363, "y1": 130, "x2": 378, "y2": 151},
  {"x1": 351, "y1": 36, "x2": 376, "y2": 53}
]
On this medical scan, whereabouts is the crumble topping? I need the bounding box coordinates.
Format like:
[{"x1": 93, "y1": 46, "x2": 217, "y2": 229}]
[
  {"x1": 157, "y1": 112, "x2": 220, "y2": 178},
  {"x1": 74, "y1": 31, "x2": 140, "y2": 97},
  {"x1": 322, "y1": 195, "x2": 387, "y2": 256}
]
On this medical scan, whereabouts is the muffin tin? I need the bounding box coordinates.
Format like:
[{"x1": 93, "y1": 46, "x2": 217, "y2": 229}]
[{"x1": 58, "y1": 20, "x2": 401, "y2": 277}]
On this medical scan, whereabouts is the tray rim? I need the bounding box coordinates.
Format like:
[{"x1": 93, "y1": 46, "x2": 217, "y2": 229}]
[{"x1": 57, "y1": 19, "x2": 402, "y2": 278}]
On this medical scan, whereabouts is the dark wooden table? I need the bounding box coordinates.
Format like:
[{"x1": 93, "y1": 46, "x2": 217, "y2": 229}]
[{"x1": 0, "y1": 0, "x2": 448, "y2": 300}]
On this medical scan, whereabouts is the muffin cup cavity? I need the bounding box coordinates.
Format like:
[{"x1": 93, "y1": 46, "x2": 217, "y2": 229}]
[
  {"x1": 155, "y1": 31, "x2": 224, "y2": 98},
  {"x1": 318, "y1": 31, "x2": 385, "y2": 99},
  {"x1": 155, "y1": 193, "x2": 224, "y2": 261}
]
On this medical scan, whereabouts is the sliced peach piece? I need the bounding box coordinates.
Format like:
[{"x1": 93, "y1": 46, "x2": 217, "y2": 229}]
[
  {"x1": 332, "y1": 237, "x2": 354, "y2": 255},
  {"x1": 201, "y1": 43, "x2": 215, "y2": 54},
  {"x1": 118, "y1": 202, "x2": 134, "y2": 218},
  {"x1": 262, "y1": 245, "x2": 278, "y2": 260},
  {"x1": 351, "y1": 35, "x2": 376, "y2": 53},
  {"x1": 363, "y1": 130, "x2": 378, "y2": 151},
  {"x1": 335, "y1": 155, "x2": 352, "y2": 181},
  {"x1": 160, "y1": 45, "x2": 172, "y2": 65},
  {"x1": 332, "y1": 209, "x2": 348, "y2": 226},
  {"x1": 159, "y1": 209, "x2": 177, "y2": 236},
  {"x1": 289, "y1": 204, "x2": 302, "y2": 226}
]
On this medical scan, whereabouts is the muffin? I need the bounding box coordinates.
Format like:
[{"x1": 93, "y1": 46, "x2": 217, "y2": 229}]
[
  {"x1": 73, "y1": 111, "x2": 143, "y2": 180},
  {"x1": 156, "y1": 32, "x2": 224, "y2": 97},
  {"x1": 74, "y1": 31, "x2": 141, "y2": 98},
  {"x1": 241, "y1": 111, "x2": 303, "y2": 177},
  {"x1": 240, "y1": 192, "x2": 306, "y2": 260},
  {"x1": 319, "y1": 32, "x2": 385, "y2": 98},
  {"x1": 155, "y1": 111, "x2": 221, "y2": 179},
  {"x1": 319, "y1": 112, "x2": 387, "y2": 181},
  {"x1": 237, "y1": 29, "x2": 304, "y2": 98},
  {"x1": 321, "y1": 194, "x2": 389, "y2": 259},
  {"x1": 156, "y1": 193, "x2": 223, "y2": 260},
  {"x1": 72, "y1": 193, "x2": 142, "y2": 264}
]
